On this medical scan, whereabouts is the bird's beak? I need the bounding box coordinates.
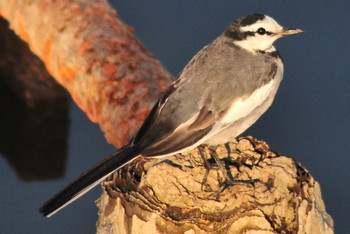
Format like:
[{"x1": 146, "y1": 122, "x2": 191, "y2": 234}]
[{"x1": 279, "y1": 28, "x2": 304, "y2": 36}]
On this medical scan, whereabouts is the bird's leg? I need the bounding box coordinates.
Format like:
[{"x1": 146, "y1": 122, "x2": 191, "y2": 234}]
[
  {"x1": 199, "y1": 144, "x2": 259, "y2": 198},
  {"x1": 209, "y1": 146, "x2": 233, "y2": 182},
  {"x1": 198, "y1": 145, "x2": 234, "y2": 191},
  {"x1": 198, "y1": 145, "x2": 214, "y2": 191}
]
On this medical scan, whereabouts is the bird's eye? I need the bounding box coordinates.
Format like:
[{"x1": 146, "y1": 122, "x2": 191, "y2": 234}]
[{"x1": 257, "y1": 27, "x2": 266, "y2": 35}]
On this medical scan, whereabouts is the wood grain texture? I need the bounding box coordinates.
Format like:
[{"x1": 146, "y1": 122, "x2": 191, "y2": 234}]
[{"x1": 97, "y1": 137, "x2": 333, "y2": 234}]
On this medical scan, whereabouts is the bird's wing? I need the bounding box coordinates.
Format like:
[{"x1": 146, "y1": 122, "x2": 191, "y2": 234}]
[{"x1": 132, "y1": 79, "x2": 218, "y2": 157}]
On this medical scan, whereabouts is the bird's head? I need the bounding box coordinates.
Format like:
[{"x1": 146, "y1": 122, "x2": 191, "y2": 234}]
[{"x1": 225, "y1": 14, "x2": 303, "y2": 53}]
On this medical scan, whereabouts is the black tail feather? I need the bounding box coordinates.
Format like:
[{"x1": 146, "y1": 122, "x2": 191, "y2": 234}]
[{"x1": 39, "y1": 144, "x2": 140, "y2": 217}]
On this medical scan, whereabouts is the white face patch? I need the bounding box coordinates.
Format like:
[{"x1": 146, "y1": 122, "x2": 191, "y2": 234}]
[{"x1": 234, "y1": 15, "x2": 285, "y2": 53}]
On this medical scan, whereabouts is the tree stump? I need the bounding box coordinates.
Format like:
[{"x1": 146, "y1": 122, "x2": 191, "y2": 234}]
[{"x1": 96, "y1": 136, "x2": 333, "y2": 234}]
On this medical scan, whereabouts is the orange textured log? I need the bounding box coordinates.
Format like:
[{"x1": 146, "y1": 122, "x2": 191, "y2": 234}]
[{"x1": 0, "y1": 0, "x2": 173, "y2": 147}]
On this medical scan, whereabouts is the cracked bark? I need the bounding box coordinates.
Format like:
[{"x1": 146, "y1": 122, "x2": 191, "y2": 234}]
[
  {"x1": 97, "y1": 137, "x2": 333, "y2": 234},
  {"x1": 0, "y1": 1, "x2": 333, "y2": 233}
]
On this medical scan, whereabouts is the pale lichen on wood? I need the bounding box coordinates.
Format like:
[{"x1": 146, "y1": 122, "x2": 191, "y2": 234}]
[{"x1": 97, "y1": 137, "x2": 333, "y2": 234}]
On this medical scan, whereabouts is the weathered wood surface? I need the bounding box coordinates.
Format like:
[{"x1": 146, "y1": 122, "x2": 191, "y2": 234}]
[{"x1": 97, "y1": 137, "x2": 334, "y2": 234}]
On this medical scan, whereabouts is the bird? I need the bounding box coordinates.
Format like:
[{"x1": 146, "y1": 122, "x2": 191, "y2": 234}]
[{"x1": 39, "y1": 13, "x2": 303, "y2": 217}]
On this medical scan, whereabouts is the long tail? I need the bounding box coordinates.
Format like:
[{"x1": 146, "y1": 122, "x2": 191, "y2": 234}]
[{"x1": 39, "y1": 144, "x2": 141, "y2": 217}]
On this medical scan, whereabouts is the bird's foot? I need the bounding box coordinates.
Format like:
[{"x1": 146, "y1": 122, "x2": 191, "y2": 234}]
[
  {"x1": 198, "y1": 144, "x2": 258, "y2": 198},
  {"x1": 208, "y1": 176, "x2": 259, "y2": 199}
]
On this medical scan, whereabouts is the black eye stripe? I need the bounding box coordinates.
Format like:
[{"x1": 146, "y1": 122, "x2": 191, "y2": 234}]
[
  {"x1": 225, "y1": 29, "x2": 273, "y2": 41},
  {"x1": 254, "y1": 30, "x2": 273, "y2": 35},
  {"x1": 237, "y1": 31, "x2": 274, "y2": 36},
  {"x1": 256, "y1": 27, "x2": 274, "y2": 36}
]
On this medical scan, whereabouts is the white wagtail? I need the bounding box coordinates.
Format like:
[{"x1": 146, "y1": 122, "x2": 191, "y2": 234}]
[{"x1": 40, "y1": 13, "x2": 303, "y2": 217}]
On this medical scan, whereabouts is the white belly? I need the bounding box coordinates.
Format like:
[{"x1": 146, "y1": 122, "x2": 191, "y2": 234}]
[{"x1": 203, "y1": 74, "x2": 282, "y2": 145}]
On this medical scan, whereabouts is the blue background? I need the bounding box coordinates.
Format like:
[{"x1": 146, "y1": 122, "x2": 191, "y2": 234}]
[{"x1": 1, "y1": 1, "x2": 349, "y2": 233}]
